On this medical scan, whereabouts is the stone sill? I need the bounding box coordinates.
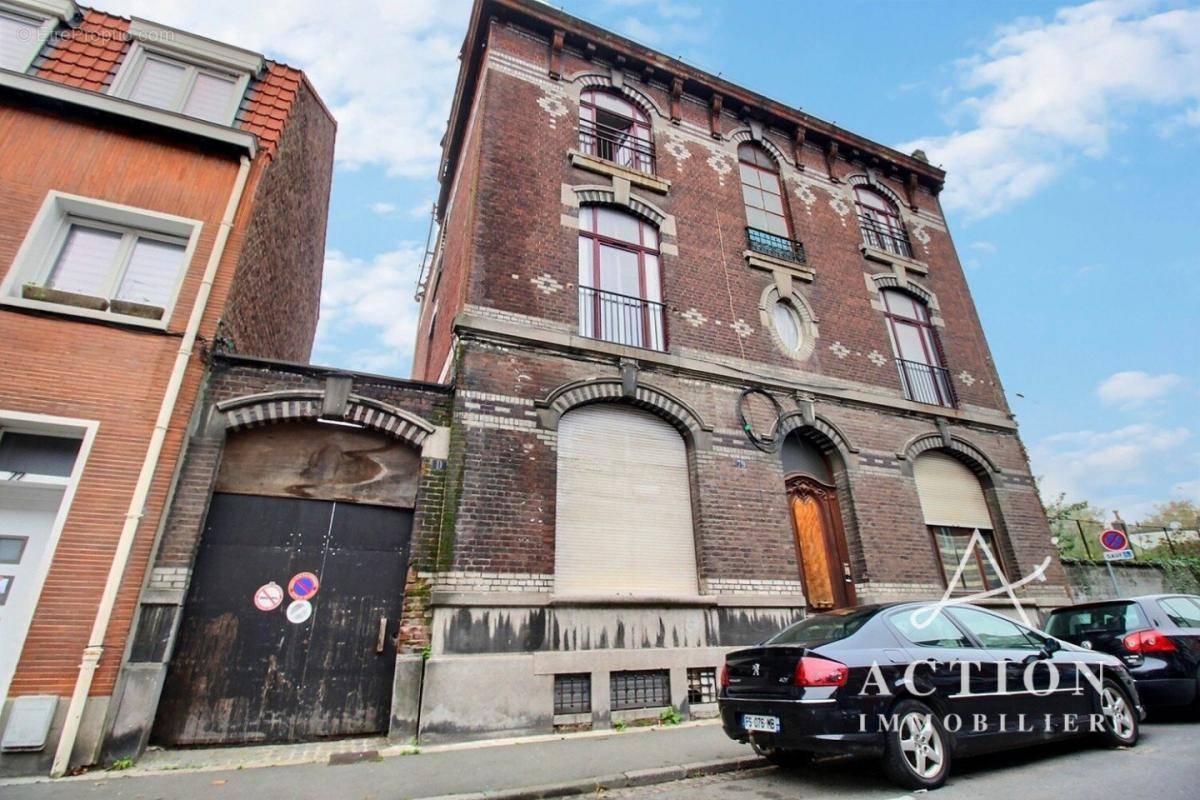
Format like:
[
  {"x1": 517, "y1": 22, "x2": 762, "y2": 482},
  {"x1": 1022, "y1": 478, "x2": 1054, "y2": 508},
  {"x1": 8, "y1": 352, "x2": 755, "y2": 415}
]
[
  {"x1": 568, "y1": 151, "x2": 670, "y2": 194},
  {"x1": 743, "y1": 250, "x2": 814, "y2": 282},
  {"x1": 860, "y1": 244, "x2": 929, "y2": 276}
]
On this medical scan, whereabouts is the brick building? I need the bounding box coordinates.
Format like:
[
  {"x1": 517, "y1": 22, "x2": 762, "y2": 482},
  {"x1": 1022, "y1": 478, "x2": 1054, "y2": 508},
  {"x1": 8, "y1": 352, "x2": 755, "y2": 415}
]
[
  {"x1": 0, "y1": 0, "x2": 334, "y2": 774},
  {"x1": 403, "y1": 0, "x2": 1072, "y2": 740},
  {"x1": 4, "y1": 0, "x2": 1074, "y2": 769}
]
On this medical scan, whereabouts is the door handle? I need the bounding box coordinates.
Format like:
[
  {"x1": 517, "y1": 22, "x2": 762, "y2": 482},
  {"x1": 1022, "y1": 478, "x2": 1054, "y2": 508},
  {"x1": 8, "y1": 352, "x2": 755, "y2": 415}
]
[
  {"x1": 376, "y1": 616, "x2": 388, "y2": 653},
  {"x1": 843, "y1": 563, "x2": 853, "y2": 583}
]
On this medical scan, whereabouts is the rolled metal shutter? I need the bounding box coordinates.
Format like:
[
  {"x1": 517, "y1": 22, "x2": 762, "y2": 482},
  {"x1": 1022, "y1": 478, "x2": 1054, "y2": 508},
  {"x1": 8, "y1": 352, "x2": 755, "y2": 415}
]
[
  {"x1": 555, "y1": 405, "x2": 699, "y2": 596},
  {"x1": 912, "y1": 451, "x2": 992, "y2": 529}
]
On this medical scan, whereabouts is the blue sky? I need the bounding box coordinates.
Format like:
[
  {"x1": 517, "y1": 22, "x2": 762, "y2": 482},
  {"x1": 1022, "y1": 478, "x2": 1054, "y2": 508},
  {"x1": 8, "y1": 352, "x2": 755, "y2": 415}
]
[{"x1": 128, "y1": 0, "x2": 1197, "y2": 521}]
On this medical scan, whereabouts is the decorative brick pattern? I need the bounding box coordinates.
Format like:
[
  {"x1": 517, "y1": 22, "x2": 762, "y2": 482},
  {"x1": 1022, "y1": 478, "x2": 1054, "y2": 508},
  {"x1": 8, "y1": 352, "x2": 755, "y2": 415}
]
[
  {"x1": 703, "y1": 578, "x2": 805, "y2": 596},
  {"x1": 148, "y1": 567, "x2": 191, "y2": 592},
  {"x1": 429, "y1": 571, "x2": 554, "y2": 593}
]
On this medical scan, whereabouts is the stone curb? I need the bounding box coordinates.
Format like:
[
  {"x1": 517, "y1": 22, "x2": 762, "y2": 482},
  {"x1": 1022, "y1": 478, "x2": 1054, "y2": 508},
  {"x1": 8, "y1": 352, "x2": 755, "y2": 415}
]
[{"x1": 419, "y1": 755, "x2": 764, "y2": 800}]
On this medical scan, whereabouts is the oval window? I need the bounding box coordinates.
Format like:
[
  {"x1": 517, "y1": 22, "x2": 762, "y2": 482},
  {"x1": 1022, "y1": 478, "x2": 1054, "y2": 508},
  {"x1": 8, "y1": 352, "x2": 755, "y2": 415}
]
[{"x1": 772, "y1": 301, "x2": 802, "y2": 351}]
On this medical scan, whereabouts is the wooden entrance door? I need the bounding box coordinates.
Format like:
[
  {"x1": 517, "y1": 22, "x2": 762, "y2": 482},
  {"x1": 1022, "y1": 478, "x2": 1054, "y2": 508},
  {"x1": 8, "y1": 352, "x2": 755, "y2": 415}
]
[
  {"x1": 153, "y1": 493, "x2": 412, "y2": 746},
  {"x1": 788, "y1": 476, "x2": 855, "y2": 610}
]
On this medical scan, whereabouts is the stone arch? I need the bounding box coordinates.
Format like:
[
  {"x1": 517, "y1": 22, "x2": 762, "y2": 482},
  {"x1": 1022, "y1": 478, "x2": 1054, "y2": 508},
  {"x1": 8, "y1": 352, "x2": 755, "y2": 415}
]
[
  {"x1": 847, "y1": 172, "x2": 906, "y2": 211},
  {"x1": 902, "y1": 432, "x2": 998, "y2": 478},
  {"x1": 865, "y1": 272, "x2": 943, "y2": 325},
  {"x1": 777, "y1": 413, "x2": 858, "y2": 461},
  {"x1": 536, "y1": 378, "x2": 711, "y2": 447},
  {"x1": 217, "y1": 389, "x2": 437, "y2": 452},
  {"x1": 571, "y1": 184, "x2": 669, "y2": 228},
  {"x1": 729, "y1": 128, "x2": 791, "y2": 168},
  {"x1": 568, "y1": 72, "x2": 665, "y2": 119}
]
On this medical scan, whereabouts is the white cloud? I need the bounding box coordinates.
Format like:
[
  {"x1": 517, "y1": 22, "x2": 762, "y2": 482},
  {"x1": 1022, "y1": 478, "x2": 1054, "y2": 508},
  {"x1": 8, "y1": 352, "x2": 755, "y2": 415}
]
[
  {"x1": 903, "y1": 0, "x2": 1200, "y2": 218},
  {"x1": 969, "y1": 240, "x2": 998, "y2": 253},
  {"x1": 1096, "y1": 370, "x2": 1185, "y2": 409},
  {"x1": 311, "y1": 244, "x2": 425, "y2": 376},
  {"x1": 1031, "y1": 423, "x2": 1193, "y2": 520},
  {"x1": 371, "y1": 202, "x2": 397, "y2": 216},
  {"x1": 115, "y1": 0, "x2": 471, "y2": 177}
]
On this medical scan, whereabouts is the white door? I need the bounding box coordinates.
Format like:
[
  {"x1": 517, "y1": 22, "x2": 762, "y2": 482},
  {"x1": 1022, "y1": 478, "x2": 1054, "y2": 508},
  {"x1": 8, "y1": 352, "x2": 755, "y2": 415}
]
[
  {"x1": 554, "y1": 405, "x2": 699, "y2": 597},
  {"x1": 0, "y1": 428, "x2": 84, "y2": 707}
]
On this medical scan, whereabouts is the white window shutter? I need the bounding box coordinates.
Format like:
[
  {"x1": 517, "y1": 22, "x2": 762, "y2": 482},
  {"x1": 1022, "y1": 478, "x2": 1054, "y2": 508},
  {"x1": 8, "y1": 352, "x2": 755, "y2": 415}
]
[
  {"x1": 116, "y1": 239, "x2": 186, "y2": 307},
  {"x1": 128, "y1": 57, "x2": 187, "y2": 110},
  {"x1": 554, "y1": 405, "x2": 699, "y2": 597},
  {"x1": 913, "y1": 451, "x2": 993, "y2": 529},
  {"x1": 0, "y1": 13, "x2": 42, "y2": 71},
  {"x1": 47, "y1": 227, "x2": 123, "y2": 297},
  {"x1": 183, "y1": 72, "x2": 238, "y2": 123}
]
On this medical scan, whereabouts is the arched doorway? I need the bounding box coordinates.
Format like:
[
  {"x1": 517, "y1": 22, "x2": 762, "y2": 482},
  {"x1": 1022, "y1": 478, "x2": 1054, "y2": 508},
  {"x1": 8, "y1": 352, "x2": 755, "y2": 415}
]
[{"x1": 782, "y1": 434, "x2": 855, "y2": 610}]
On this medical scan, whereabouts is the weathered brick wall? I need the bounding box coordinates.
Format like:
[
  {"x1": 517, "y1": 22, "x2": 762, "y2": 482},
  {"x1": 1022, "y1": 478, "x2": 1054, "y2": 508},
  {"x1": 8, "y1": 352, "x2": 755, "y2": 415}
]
[
  {"x1": 220, "y1": 80, "x2": 336, "y2": 362},
  {"x1": 0, "y1": 103, "x2": 252, "y2": 697},
  {"x1": 424, "y1": 20, "x2": 1009, "y2": 412}
]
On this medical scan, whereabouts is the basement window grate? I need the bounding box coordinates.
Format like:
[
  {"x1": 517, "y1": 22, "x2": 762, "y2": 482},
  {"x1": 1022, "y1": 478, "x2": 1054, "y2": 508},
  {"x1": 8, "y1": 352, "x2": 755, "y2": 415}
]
[
  {"x1": 687, "y1": 667, "x2": 717, "y2": 704},
  {"x1": 554, "y1": 673, "x2": 592, "y2": 715},
  {"x1": 610, "y1": 669, "x2": 670, "y2": 710}
]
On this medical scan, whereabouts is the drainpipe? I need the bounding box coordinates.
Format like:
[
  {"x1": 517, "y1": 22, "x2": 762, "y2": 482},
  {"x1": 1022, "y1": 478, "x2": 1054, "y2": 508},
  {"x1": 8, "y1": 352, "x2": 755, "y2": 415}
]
[{"x1": 51, "y1": 155, "x2": 253, "y2": 777}]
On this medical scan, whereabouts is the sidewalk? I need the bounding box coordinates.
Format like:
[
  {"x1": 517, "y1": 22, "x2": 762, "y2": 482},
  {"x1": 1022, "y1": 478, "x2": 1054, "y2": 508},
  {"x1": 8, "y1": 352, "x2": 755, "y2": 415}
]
[{"x1": 0, "y1": 721, "x2": 759, "y2": 800}]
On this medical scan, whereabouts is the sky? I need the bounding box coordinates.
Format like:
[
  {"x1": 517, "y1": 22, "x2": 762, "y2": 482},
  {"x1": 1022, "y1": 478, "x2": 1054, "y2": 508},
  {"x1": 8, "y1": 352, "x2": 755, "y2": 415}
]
[{"x1": 117, "y1": 0, "x2": 1198, "y2": 522}]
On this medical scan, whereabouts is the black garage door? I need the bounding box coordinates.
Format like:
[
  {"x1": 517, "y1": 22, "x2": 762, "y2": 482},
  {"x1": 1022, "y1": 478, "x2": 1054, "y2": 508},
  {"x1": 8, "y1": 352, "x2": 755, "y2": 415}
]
[{"x1": 154, "y1": 493, "x2": 412, "y2": 746}]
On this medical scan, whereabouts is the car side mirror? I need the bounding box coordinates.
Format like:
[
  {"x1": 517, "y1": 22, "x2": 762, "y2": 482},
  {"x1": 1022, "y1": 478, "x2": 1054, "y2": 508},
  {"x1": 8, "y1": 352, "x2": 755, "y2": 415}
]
[{"x1": 1042, "y1": 638, "x2": 1062, "y2": 656}]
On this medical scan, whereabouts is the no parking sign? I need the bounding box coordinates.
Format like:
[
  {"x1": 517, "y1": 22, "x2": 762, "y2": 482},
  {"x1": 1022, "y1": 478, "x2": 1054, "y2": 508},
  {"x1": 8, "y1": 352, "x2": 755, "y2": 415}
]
[{"x1": 288, "y1": 571, "x2": 320, "y2": 600}]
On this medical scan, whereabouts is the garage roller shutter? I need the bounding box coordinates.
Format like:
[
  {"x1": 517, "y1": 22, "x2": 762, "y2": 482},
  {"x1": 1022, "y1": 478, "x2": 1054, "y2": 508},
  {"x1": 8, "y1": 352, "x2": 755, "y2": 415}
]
[
  {"x1": 555, "y1": 405, "x2": 699, "y2": 596},
  {"x1": 913, "y1": 451, "x2": 993, "y2": 529}
]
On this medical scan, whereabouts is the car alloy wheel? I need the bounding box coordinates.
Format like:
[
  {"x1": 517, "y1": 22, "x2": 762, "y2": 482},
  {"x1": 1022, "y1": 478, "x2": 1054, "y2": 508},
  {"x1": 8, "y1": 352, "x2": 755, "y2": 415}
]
[
  {"x1": 898, "y1": 711, "x2": 945, "y2": 779},
  {"x1": 1101, "y1": 686, "x2": 1135, "y2": 741}
]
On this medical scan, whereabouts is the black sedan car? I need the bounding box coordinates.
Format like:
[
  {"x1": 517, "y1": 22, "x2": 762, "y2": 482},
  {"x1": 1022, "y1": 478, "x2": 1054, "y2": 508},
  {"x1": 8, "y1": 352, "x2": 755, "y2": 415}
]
[
  {"x1": 1045, "y1": 594, "x2": 1200, "y2": 710},
  {"x1": 719, "y1": 602, "x2": 1143, "y2": 790}
]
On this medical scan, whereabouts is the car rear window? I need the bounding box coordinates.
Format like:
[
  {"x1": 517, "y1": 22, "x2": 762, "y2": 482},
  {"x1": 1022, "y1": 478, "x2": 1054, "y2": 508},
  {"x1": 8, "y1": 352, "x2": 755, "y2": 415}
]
[
  {"x1": 889, "y1": 608, "x2": 973, "y2": 649},
  {"x1": 765, "y1": 607, "x2": 878, "y2": 647},
  {"x1": 1157, "y1": 597, "x2": 1200, "y2": 628},
  {"x1": 1045, "y1": 602, "x2": 1147, "y2": 639}
]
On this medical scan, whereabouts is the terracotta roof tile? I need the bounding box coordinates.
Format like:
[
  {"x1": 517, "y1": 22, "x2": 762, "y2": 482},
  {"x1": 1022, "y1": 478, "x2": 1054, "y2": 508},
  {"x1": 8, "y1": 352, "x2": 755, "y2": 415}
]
[{"x1": 34, "y1": 9, "x2": 311, "y2": 157}]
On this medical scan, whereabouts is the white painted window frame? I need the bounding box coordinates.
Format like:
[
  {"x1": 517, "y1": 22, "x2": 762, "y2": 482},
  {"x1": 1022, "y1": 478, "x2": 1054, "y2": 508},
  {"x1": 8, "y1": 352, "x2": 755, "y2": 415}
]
[
  {"x1": 0, "y1": 409, "x2": 98, "y2": 709},
  {"x1": 0, "y1": 191, "x2": 203, "y2": 329},
  {"x1": 0, "y1": 1, "x2": 60, "y2": 73},
  {"x1": 108, "y1": 41, "x2": 250, "y2": 126}
]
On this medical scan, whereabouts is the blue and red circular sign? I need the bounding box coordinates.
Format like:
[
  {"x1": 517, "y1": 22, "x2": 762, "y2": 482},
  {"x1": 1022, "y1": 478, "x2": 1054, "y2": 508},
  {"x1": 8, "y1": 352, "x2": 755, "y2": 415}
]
[
  {"x1": 1100, "y1": 529, "x2": 1129, "y2": 552},
  {"x1": 288, "y1": 571, "x2": 320, "y2": 601}
]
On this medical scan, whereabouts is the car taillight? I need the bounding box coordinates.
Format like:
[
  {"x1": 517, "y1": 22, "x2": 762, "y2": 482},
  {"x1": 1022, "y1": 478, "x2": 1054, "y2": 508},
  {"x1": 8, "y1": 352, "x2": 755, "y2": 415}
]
[
  {"x1": 1123, "y1": 629, "x2": 1177, "y2": 654},
  {"x1": 794, "y1": 656, "x2": 849, "y2": 687},
  {"x1": 719, "y1": 664, "x2": 730, "y2": 689}
]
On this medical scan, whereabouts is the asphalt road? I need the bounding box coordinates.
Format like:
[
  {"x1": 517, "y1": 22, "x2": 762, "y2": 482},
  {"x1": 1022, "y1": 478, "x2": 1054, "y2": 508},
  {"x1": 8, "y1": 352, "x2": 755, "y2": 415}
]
[{"x1": 608, "y1": 714, "x2": 1200, "y2": 799}]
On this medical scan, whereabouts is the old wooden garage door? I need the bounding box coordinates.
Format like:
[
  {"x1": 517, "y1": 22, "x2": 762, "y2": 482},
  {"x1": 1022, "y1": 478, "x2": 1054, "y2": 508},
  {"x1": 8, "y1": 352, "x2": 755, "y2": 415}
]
[{"x1": 153, "y1": 493, "x2": 412, "y2": 746}]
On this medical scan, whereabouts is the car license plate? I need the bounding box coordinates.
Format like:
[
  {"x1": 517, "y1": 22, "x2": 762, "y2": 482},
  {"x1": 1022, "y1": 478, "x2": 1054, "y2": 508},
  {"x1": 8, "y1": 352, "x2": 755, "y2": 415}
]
[{"x1": 743, "y1": 714, "x2": 780, "y2": 733}]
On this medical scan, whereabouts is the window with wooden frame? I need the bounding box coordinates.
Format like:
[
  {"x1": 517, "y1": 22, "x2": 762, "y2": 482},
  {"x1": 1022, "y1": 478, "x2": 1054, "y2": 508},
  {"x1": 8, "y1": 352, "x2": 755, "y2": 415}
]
[
  {"x1": 1, "y1": 191, "x2": 201, "y2": 327},
  {"x1": 929, "y1": 526, "x2": 1006, "y2": 592},
  {"x1": 855, "y1": 186, "x2": 911, "y2": 258},
  {"x1": 913, "y1": 451, "x2": 1005, "y2": 592},
  {"x1": 578, "y1": 89, "x2": 655, "y2": 175},
  {"x1": 880, "y1": 289, "x2": 955, "y2": 407},
  {"x1": 577, "y1": 205, "x2": 665, "y2": 351}
]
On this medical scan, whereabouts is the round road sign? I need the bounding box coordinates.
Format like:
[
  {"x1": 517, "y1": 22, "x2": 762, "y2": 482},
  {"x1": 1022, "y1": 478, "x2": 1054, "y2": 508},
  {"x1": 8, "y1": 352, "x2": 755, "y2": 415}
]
[
  {"x1": 286, "y1": 599, "x2": 313, "y2": 624},
  {"x1": 288, "y1": 571, "x2": 320, "y2": 600},
  {"x1": 1100, "y1": 529, "x2": 1129, "y2": 552},
  {"x1": 253, "y1": 581, "x2": 284, "y2": 612}
]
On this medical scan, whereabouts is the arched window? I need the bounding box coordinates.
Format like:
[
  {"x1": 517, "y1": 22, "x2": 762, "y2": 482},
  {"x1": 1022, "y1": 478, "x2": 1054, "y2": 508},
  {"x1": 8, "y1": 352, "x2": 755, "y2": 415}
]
[
  {"x1": 880, "y1": 289, "x2": 954, "y2": 407},
  {"x1": 554, "y1": 405, "x2": 698, "y2": 596},
  {"x1": 739, "y1": 143, "x2": 802, "y2": 262},
  {"x1": 913, "y1": 451, "x2": 1005, "y2": 591},
  {"x1": 855, "y1": 186, "x2": 911, "y2": 258},
  {"x1": 577, "y1": 205, "x2": 665, "y2": 351},
  {"x1": 579, "y1": 89, "x2": 654, "y2": 174}
]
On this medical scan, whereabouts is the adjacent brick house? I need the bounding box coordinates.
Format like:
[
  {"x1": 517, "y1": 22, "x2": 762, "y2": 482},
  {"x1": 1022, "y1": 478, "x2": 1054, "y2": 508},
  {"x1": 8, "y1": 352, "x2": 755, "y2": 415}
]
[
  {"x1": 403, "y1": 0, "x2": 1071, "y2": 740},
  {"x1": 0, "y1": 0, "x2": 334, "y2": 774}
]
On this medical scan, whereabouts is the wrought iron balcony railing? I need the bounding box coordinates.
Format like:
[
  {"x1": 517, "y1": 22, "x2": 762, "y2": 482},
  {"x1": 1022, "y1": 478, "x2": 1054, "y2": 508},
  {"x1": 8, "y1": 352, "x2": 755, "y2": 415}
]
[
  {"x1": 746, "y1": 227, "x2": 806, "y2": 264},
  {"x1": 578, "y1": 119, "x2": 656, "y2": 176},
  {"x1": 858, "y1": 215, "x2": 913, "y2": 259},
  {"x1": 578, "y1": 285, "x2": 667, "y2": 352},
  {"x1": 896, "y1": 358, "x2": 957, "y2": 408}
]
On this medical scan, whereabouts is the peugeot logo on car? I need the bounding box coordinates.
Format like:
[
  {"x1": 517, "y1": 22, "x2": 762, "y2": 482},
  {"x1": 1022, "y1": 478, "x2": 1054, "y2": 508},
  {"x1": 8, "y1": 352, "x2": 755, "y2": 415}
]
[{"x1": 751, "y1": 663, "x2": 761, "y2": 676}]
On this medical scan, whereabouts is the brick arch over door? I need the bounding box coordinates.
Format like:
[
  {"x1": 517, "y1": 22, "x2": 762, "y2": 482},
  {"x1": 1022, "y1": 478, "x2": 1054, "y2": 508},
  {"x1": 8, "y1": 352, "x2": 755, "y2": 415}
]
[
  {"x1": 217, "y1": 390, "x2": 436, "y2": 451},
  {"x1": 777, "y1": 412, "x2": 858, "y2": 462},
  {"x1": 536, "y1": 378, "x2": 711, "y2": 448}
]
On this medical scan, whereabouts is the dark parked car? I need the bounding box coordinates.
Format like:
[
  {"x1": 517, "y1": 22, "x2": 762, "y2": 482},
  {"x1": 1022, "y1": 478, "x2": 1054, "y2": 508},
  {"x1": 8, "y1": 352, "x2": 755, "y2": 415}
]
[
  {"x1": 719, "y1": 602, "x2": 1143, "y2": 790},
  {"x1": 1045, "y1": 594, "x2": 1200, "y2": 710}
]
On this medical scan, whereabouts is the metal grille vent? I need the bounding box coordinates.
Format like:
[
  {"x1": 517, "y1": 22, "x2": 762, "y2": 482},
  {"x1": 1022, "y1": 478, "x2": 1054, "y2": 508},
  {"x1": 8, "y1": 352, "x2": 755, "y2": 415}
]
[
  {"x1": 554, "y1": 673, "x2": 592, "y2": 715},
  {"x1": 611, "y1": 669, "x2": 670, "y2": 710}
]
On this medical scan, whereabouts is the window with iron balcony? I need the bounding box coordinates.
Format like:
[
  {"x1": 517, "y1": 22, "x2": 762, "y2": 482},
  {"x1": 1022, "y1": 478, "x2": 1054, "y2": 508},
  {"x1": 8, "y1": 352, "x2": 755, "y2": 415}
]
[
  {"x1": 576, "y1": 206, "x2": 666, "y2": 352},
  {"x1": 577, "y1": 89, "x2": 656, "y2": 176},
  {"x1": 880, "y1": 289, "x2": 956, "y2": 408},
  {"x1": 739, "y1": 143, "x2": 806, "y2": 264},
  {"x1": 856, "y1": 186, "x2": 912, "y2": 259}
]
